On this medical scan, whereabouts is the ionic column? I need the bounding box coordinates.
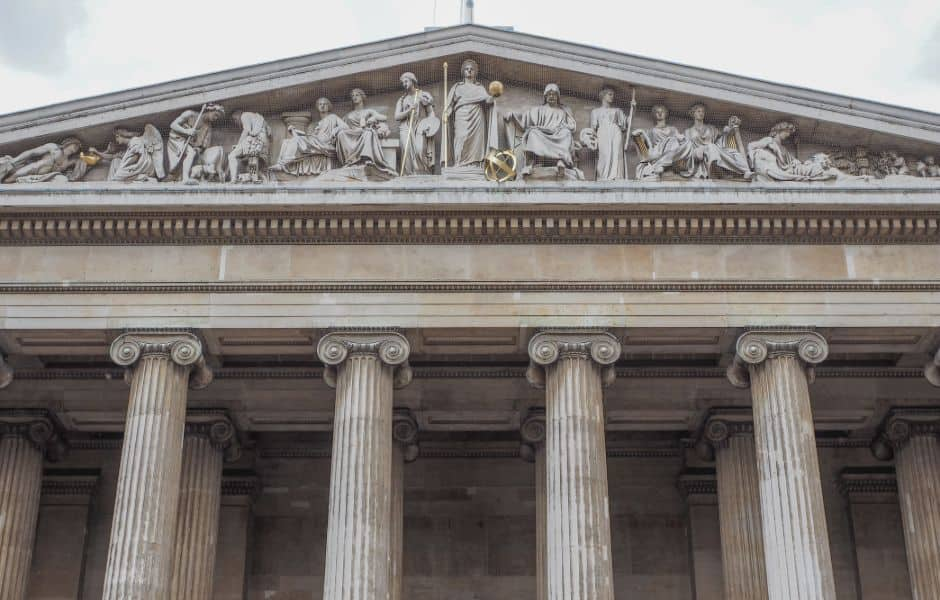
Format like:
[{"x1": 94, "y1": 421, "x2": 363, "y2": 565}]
[
  {"x1": 103, "y1": 331, "x2": 212, "y2": 600},
  {"x1": 701, "y1": 412, "x2": 768, "y2": 600},
  {"x1": 879, "y1": 409, "x2": 940, "y2": 600},
  {"x1": 317, "y1": 331, "x2": 412, "y2": 600},
  {"x1": 170, "y1": 412, "x2": 240, "y2": 600},
  {"x1": 727, "y1": 330, "x2": 834, "y2": 600},
  {"x1": 0, "y1": 412, "x2": 63, "y2": 600},
  {"x1": 521, "y1": 408, "x2": 547, "y2": 600},
  {"x1": 390, "y1": 409, "x2": 418, "y2": 600},
  {"x1": 527, "y1": 330, "x2": 621, "y2": 600}
]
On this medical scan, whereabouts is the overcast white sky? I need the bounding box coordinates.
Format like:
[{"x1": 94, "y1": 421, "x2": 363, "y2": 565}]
[{"x1": 0, "y1": 0, "x2": 937, "y2": 116}]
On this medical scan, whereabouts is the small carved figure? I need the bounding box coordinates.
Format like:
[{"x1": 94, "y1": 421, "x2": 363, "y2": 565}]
[
  {"x1": 580, "y1": 87, "x2": 629, "y2": 180},
  {"x1": 444, "y1": 58, "x2": 496, "y2": 167},
  {"x1": 748, "y1": 121, "x2": 842, "y2": 182},
  {"x1": 889, "y1": 151, "x2": 910, "y2": 176},
  {"x1": 633, "y1": 104, "x2": 689, "y2": 181},
  {"x1": 87, "y1": 128, "x2": 138, "y2": 179},
  {"x1": 829, "y1": 149, "x2": 855, "y2": 175},
  {"x1": 109, "y1": 125, "x2": 165, "y2": 182},
  {"x1": 853, "y1": 147, "x2": 872, "y2": 176},
  {"x1": 681, "y1": 104, "x2": 751, "y2": 179},
  {"x1": 0, "y1": 137, "x2": 87, "y2": 183},
  {"x1": 167, "y1": 103, "x2": 226, "y2": 184},
  {"x1": 395, "y1": 72, "x2": 439, "y2": 176},
  {"x1": 506, "y1": 83, "x2": 580, "y2": 178},
  {"x1": 915, "y1": 156, "x2": 939, "y2": 177},
  {"x1": 271, "y1": 98, "x2": 347, "y2": 176},
  {"x1": 334, "y1": 88, "x2": 395, "y2": 175},
  {"x1": 228, "y1": 110, "x2": 272, "y2": 183}
]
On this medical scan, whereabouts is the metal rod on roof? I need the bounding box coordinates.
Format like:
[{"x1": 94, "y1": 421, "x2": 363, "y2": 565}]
[{"x1": 461, "y1": 0, "x2": 474, "y2": 24}]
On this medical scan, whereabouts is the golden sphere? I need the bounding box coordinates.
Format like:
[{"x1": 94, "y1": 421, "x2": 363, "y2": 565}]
[{"x1": 488, "y1": 80, "x2": 504, "y2": 97}]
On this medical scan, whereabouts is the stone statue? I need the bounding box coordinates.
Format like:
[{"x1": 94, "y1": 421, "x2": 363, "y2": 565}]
[
  {"x1": 633, "y1": 104, "x2": 689, "y2": 181},
  {"x1": 444, "y1": 58, "x2": 496, "y2": 167},
  {"x1": 506, "y1": 83, "x2": 581, "y2": 178},
  {"x1": 580, "y1": 87, "x2": 629, "y2": 180},
  {"x1": 271, "y1": 98, "x2": 346, "y2": 176},
  {"x1": 395, "y1": 72, "x2": 439, "y2": 176},
  {"x1": 228, "y1": 110, "x2": 272, "y2": 183},
  {"x1": 334, "y1": 88, "x2": 395, "y2": 176},
  {"x1": 109, "y1": 124, "x2": 165, "y2": 182},
  {"x1": 853, "y1": 147, "x2": 872, "y2": 177},
  {"x1": 167, "y1": 103, "x2": 226, "y2": 184},
  {"x1": 748, "y1": 121, "x2": 842, "y2": 182},
  {"x1": 915, "y1": 156, "x2": 939, "y2": 177},
  {"x1": 87, "y1": 128, "x2": 138, "y2": 180},
  {"x1": 0, "y1": 137, "x2": 87, "y2": 183},
  {"x1": 680, "y1": 104, "x2": 752, "y2": 179}
]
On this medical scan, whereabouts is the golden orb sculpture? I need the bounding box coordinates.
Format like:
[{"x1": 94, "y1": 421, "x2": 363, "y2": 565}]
[
  {"x1": 488, "y1": 80, "x2": 504, "y2": 97},
  {"x1": 483, "y1": 149, "x2": 517, "y2": 183}
]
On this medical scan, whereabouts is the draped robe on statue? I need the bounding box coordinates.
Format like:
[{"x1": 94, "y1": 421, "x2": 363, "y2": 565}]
[
  {"x1": 590, "y1": 107, "x2": 628, "y2": 180},
  {"x1": 635, "y1": 126, "x2": 687, "y2": 180},
  {"x1": 335, "y1": 110, "x2": 395, "y2": 175},
  {"x1": 275, "y1": 114, "x2": 346, "y2": 176},
  {"x1": 680, "y1": 124, "x2": 750, "y2": 178},
  {"x1": 517, "y1": 103, "x2": 577, "y2": 167},
  {"x1": 749, "y1": 137, "x2": 838, "y2": 182},
  {"x1": 447, "y1": 82, "x2": 497, "y2": 166},
  {"x1": 396, "y1": 92, "x2": 436, "y2": 175}
]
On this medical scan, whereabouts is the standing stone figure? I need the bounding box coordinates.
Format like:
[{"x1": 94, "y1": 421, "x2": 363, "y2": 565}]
[
  {"x1": 227, "y1": 110, "x2": 272, "y2": 183},
  {"x1": 681, "y1": 104, "x2": 752, "y2": 179},
  {"x1": 444, "y1": 58, "x2": 496, "y2": 167},
  {"x1": 507, "y1": 83, "x2": 580, "y2": 178},
  {"x1": 748, "y1": 121, "x2": 842, "y2": 182},
  {"x1": 87, "y1": 128, "x2": 137, "y2": 180},
  {"x1": 580, "y1": 87, "x2": 629, "y2": 180},
  {"x1": 109, "y1": 124, "x2": 166, "y2": 182},
  {"x1": 334, "y1": 88, "x2": 395, "y2": 176},
  {"x1": 0, "y1": 137, "x2": 87, "y2": 183},
  {"x1": 271, "y1": 98, "x2": 346, "y2": 176},
  {"x1": 395, "y1": 72, "x2": 439, "y2": 175},
  {"x1": 915, "y1": 156, "x2": 939, "y2": 177},
  {"x1": 633, "y1": 104, "x2": 688, "y2": 181},
  {"x1": 167, "y1": 104, "x2": 226, "y2": 184}
]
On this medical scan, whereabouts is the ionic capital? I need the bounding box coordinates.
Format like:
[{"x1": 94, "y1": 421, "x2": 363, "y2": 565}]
[
  {"x1": 925, "y1": 348, "x2": 940, "y2": 387},
  {"x1": 726, "y1": 329, "x2": 828, "y2": 388},
  {"x1": 109, "y1": 331, "x2": 213, "y2": 389},
  {"x1": 185, "y1": 410, "x2": 241, "y2": 462},
  {"x1": 392, "y1": 408, "x2": 419, "y2": 462},
  {"x1": 317, "y1": 331, "x2": 412, "y2": 389},
  {"x1": 519, "y1": 407, "x2": 546, "y2": 462},
  {"x1": 0, "y1": 355, "x2": 12, "y2": 389},
  {"x1": 873, "y1": 408, "x2": 940, "y2": 459},
  {"x1": 0, "y1": 409, "x2": 67, "y2": 461},
  {"x1": 526, "y1": 330, "x2": 621, "y2": 389},
  {"x1": 694, "y1": 408, "x2": 753, "y2": 460}
]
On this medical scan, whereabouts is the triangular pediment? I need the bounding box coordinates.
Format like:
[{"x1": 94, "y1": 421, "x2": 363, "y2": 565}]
[{"x1": 0, "y1": 25, "x2": 938, "y2": 185}]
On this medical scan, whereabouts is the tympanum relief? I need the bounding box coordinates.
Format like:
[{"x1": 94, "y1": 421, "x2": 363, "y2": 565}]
[{"x1": 1, "y1": 60, "x2": 937, "y2": 186}]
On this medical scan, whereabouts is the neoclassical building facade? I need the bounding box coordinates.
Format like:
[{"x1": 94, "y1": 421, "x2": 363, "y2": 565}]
[{"x1": 0, "y1": 24, "x2": 939, "y2": 600}]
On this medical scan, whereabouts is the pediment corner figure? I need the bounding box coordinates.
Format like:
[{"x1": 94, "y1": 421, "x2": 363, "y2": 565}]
[
  {"x1": 748, "y1": 121, "x2": 855, "y2": 183},
  {"x1": 0, "y1": 137, "x2": 88, "y2": 184}
]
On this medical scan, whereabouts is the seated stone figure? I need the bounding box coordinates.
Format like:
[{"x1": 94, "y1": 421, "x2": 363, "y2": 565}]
[
  {"x1": 334, "y1": 88, "x2": 395, "y2": 176},
  {"x1": 271, "y1": 98, "x2": 347, "y2": 176},
  {"x1": 228, "y1": 110, "x2": 272, "y2": 183},
  {"x1": 748, "y1": 121, "x2": 843, "y2": 182},
  {"x1": 0, "y1": 137, "x2": 87, "y2": 183},
  {"x1": 680, "y1": 104, "x2": 752, "y2": 180},
  {"x1": 633, "y1": 104, "x2": 688, "y2": 181},
  {"x1": 109, "y1": 125, "x2": 165, "y2": 182},
  {"x1": 506, "y1": 83, "x2": 582, "y2": 179}
]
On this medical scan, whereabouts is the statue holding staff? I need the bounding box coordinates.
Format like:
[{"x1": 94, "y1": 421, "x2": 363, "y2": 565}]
[
  {"x1": 167, "y1": 103, "x2": 225, "y2": 184},
  {"x1": 395, "y1": 72, "x2": 439, "y2": 176}
]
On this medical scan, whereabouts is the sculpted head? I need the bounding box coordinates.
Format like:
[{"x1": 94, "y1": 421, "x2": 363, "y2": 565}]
[
  {"x1": 926, "y1": 156, "x2": 937, "y2": 166},
  {"x1": 230, "y1": 109, "x2": 244, "y2": 125},
  {"x1": 61, "y1": 137, "x2": 82, "y2": 155},
  {"x1": 461, "y1": 59, "x2": 479, "y2": 81},
  {"x1": 810, "y1": 153, "x2": 832, "y2": 168},
  {"x1": 598, "y1": 87, "x2": 615, "y2": 106},
  {"x1": 316, "y1": 97, "x2": 333, "y2": 115},
  {"x1": 203, "y1": 104, "x2": 225, "y2": 123},
  {"x1": 350, "y1": 88, "x2": 367, "y2": 106},
  {"x1": 543, "y1": 83, "x2": 561, "y2": 107},
  {"x1": 769, "y1": 121, "x2": 797, "y2": 141},
  {"x1": 651, "y1": 104, "x2": 669, "y2": 123},
  {"x1": 400, "y1": 72, "x2": 417, "y2": 91},
  {"x1": 113, "y1": 128, "x2": 138, "y2": 144},
  {"x1": 688, "y1": 103, "x2": 707, "y2": 122}
]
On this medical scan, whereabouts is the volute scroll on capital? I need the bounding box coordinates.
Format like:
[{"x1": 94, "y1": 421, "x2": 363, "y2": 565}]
[
  {"x1": 393, "y1": 408, "x2": 420, "y2": 462},
  {"x1": 519, "y1": 407, "x2": 546, "y2": 462},
  {"x1": 726, "y1": 329, "x2": 829, "y2": 388},
  {"x1": 317, "y1": 331, "x2": 412, "y2": 389},
  {"x1": 871, "y1": 409, "x2": 940, "y2": 460},
  {"x1": 109, "y1": 331, "x2": 213, "y2": 389},
  {"x1": 0, "y1": 410, "x2": 68, "y2": 461},
  {"x1": 185, "y1": 410, "x2": 241, "y2": 462},
  {"x1": 0, "y1": 355, "x2": 13, "y2": 389},
  {"x1": 525, "y1": 330, "x2": 621, "y2": 389},
  {"x1": 694, "y1": 410, "x2": 754, "y2": 460}
]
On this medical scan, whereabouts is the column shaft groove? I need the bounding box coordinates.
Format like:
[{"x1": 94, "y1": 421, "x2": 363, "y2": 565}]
[
  {"x1": 0, "y1": 436, "x2": 42, "y2": 600},
  {"x1": 895, "y1": 434, "x2": 940, "y2": 600}
]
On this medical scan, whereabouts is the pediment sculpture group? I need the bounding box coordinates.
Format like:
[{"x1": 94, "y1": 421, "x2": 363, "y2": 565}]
[{"x1": 1, "y1": 59, "x2": 937, "y2": 185}]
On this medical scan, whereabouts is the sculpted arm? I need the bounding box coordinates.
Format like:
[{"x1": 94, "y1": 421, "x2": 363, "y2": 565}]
[
  {"x1": 170, "y1": 110, "x2": 197, "y2": 137},
  {"x1": 747, "y1": 136, "x2": 773, "y2": 164},
  {"x1": 9, "y1": 143, "x2": 56, "y2": 165},
  {"x1": 394, "y1": 97, "x2": 410, "y2": 122}
]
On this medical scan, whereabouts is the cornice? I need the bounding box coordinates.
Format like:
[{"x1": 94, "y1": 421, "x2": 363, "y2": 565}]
[{"x1": 3, "y1": 192, "x2": 940, "y2": 245}]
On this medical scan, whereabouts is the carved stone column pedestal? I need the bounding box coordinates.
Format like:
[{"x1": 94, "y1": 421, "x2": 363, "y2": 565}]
[
  {"x1": 881, "y1": 410, "x2": 940, "y2": 600},
  {"x1": 702, "y1": 412, "x2": 767, "y2": 600},
  {"x1": 0, "y1": 412, "x2": 62, "y2": 600},
  {"x1": 390, "y1": 409, "x2": 418, "y2": 600},
  {"x1": 102, "y1": 332, "x2": 212, "y2": 600},
  {"x1": 521, "y1": 408, "x2": 547, "y2": 600},
  {"x1": 170, "y1": 412, "x2": 239, "y2": 600},
  {"x1": 527, "y1": 330, "x2": 620, "y2": 600},
  {"x1": 317, "y1": 332, "x2": 412, "y2": 600},
  {"x1": 727, "y1": 330, "x2": 834, "y2": 600}
]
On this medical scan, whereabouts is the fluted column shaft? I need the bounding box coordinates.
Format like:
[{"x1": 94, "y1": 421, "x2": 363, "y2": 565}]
[
  {"x1": 103, "y1": 332, "x2": 211, "y2": 600},
  {"x1": 528, "y1": 331, "x2": 620, "y2": 600},
  {"x1": 169, "y1": 413, "x2": 237, "y2": 600},
  {"x1": 318, "y1": 332, "x2": 411, "y2": 600},
  {"x1": 0, "y1": 435, "x2": 43, "y2": 600},
  {"x1": 728, "y1": 330, "x2": 834, "y2": 600},
  {"x1": 884, "y1": 413, "x2": 940, "y2": 600},
  {"x1": 706, "y1": 418, "x2": 767, "y2": 600},
  {"x1": 535, "y1": 442, "x2": 547, "y2": 600},
  {"x1": 389, "y1": 409, "x2": 417, "y2": 600}
]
